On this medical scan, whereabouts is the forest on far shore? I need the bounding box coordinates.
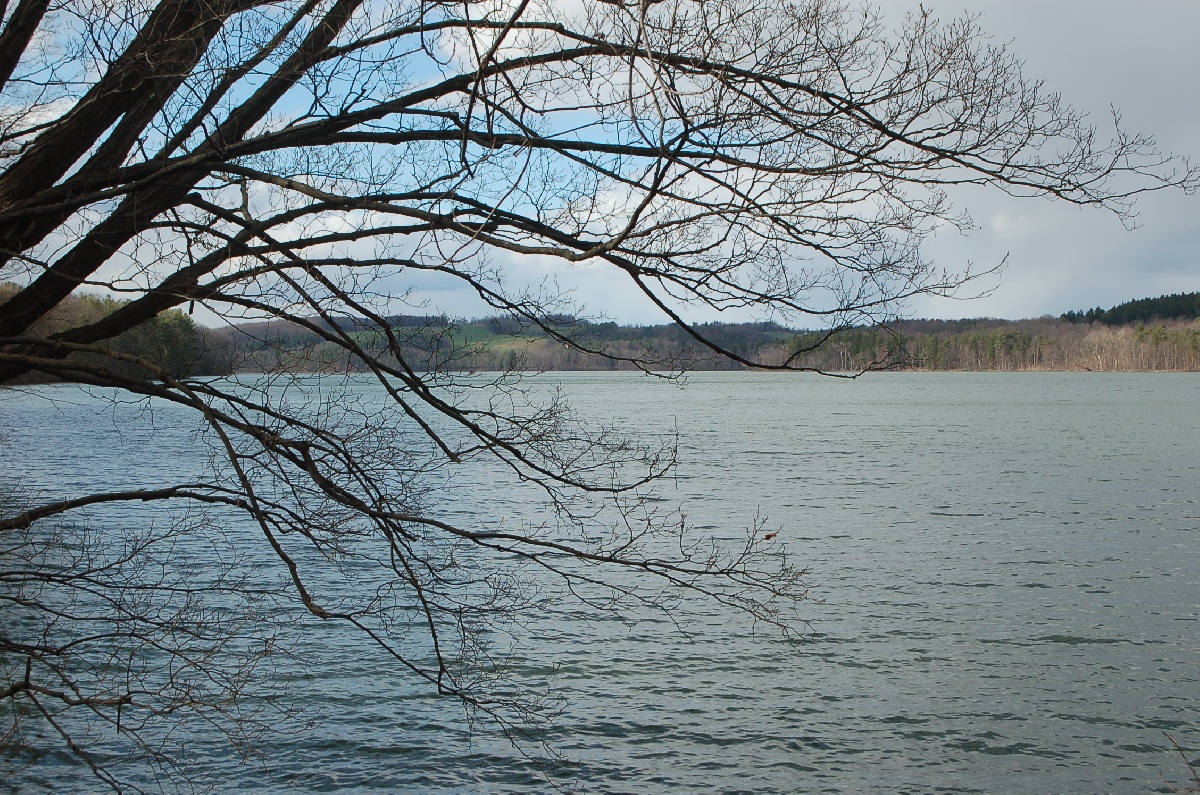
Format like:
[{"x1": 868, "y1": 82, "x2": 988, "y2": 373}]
[{"x1": 4, "y1": 285, "x2": 1199, "y2": 378}]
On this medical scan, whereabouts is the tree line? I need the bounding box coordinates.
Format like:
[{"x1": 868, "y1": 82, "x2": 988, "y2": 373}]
[
  {"x1": 785, "y1": 318, "x2": 1200, "y2": 372},
  {"x1": 201, "y1": 310, "x2": 1200, "y2": 374},
  {"x1": 1060, "y1": 291, "x2": 1200, "y2": 326},
  {"x1": 0, "y1": 282, "x2": 216, "y2": 383},
  {"x1": 8, "y1": 287, "x2": 1199, "y2": 378}
]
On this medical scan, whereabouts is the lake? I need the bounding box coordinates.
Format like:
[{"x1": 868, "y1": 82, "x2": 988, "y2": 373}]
[{"x1": 2, "y1": 372, "x2": 1198, "y2": 793}]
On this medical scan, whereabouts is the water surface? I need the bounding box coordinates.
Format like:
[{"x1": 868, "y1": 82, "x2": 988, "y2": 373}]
[{"x1": 2, "y1": 372, "x2": 1197, "y2": 793}]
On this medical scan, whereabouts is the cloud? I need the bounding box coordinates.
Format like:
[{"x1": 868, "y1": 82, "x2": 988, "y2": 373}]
[
  {"x1": 882, "y1": 0, "x2": 1200, "y2": 319},
  {"x1": 476, "y1": 2, "x2": 1200, "y2": 324},
  {"x1": 193, "y1": 2, "x2": 1193, "y2": 328}
]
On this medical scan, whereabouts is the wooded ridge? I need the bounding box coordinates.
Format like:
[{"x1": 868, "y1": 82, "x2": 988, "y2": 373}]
[{"x1": 5, "y1": 285, "x2": 1199, "y2": 377}]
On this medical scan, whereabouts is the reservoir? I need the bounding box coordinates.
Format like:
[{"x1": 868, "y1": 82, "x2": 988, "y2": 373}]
[{"x1": 2, "y1": 372, "x2": 1198, "y2": 793}]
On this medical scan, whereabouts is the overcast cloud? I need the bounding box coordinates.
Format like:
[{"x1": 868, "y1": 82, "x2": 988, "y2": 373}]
[{"x1": 883, "y1": 0, "x2": 1200, "y2": 321}]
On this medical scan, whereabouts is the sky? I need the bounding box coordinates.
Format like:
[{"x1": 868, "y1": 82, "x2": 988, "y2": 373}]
[
  {"x1": 170, "y1": 1, "x2": 1199, "y2": 329},
  {"x1": 880, "y1": 0, "x2": 1200, "y2": 321},
  {"x1": 406, "y1": 1, "x2": 1200, "y2": 326}
]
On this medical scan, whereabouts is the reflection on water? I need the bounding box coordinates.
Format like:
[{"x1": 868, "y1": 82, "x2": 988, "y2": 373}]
[{"x1": 2, "y1": 373, "x2": 1198, "y2": 793}]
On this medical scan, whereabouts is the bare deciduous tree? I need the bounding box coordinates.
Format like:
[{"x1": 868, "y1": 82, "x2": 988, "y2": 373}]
[{"x1": 0, "y1": 0, "x2": 1192, "y2": 789}]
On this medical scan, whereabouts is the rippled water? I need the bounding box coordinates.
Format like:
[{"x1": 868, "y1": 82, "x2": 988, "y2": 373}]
[{"x1": 3, "y1": 372, "x2": 1198, "y2": 793}]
